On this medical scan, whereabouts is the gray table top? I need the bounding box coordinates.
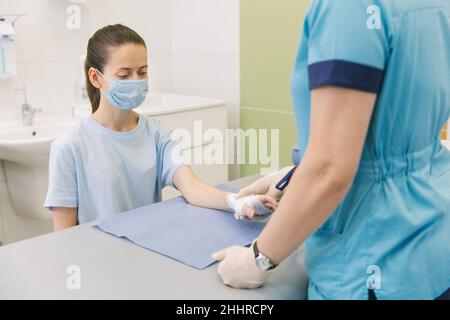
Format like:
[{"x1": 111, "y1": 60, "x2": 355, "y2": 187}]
[{"x1": 0, "y1": 175, "x2": 309, "y2": 300}]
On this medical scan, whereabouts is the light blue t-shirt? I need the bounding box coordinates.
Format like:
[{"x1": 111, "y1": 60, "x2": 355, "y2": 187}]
[{"x1": 44, "y1": 114, "x2": 186, "y2": 224}]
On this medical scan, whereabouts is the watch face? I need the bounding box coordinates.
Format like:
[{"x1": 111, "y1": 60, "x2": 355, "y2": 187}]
[{"x1": 256, "y1": 256, "x2": 272, "y2": 271}]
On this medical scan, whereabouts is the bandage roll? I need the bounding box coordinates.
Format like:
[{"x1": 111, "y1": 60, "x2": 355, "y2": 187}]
[{"x1": 227, "y1": 193, "x2": 274, "y2": 220}]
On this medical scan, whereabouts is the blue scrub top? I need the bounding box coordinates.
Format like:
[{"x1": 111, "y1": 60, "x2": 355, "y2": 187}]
[{"x1": 292, "y1": 0, "x2": 450, "y2": 299}]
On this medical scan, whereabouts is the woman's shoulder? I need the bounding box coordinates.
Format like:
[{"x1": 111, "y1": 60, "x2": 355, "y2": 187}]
[
  {"x1": 50, "y1": 119, "x2": 86, "y2": 154},
  {"x1": 141, "y1": 114, "x2": 172, "y2": 136},
  {"x1": 141, "y1": 114, "x2": 164, "y2": 128}
]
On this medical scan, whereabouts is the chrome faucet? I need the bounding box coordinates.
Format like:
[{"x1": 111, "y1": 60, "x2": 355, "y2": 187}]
[{"x1": 17, "y1": 85, "x2": 42, "y2": 126}]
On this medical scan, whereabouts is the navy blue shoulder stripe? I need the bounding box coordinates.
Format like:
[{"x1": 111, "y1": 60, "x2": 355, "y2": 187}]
[{"x1": 308, "y1": 60, "x2": 384, "y2": 93}]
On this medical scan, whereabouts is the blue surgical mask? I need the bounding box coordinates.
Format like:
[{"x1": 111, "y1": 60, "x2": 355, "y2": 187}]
[{"x1": 97, "y1": 70, "x2": 149, "y2": 110}]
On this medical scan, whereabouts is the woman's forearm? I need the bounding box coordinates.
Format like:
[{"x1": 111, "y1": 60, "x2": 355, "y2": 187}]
[
  {"x1": 257, "y1": 159, "x2": 355, "y2": 265},
  {"x1": 173, "y1": 166, "x2": 231, "y2": 211},
  {"x1": 185, "y1": 179, "x2": 231, "y2": 211}
]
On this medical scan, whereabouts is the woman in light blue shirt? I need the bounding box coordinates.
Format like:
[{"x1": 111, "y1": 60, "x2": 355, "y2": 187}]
[{"x1": 45, "y1": 24, "x2": 277, "y2": 230}]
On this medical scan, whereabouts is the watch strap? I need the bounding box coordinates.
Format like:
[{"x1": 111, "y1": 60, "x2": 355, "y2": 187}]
[{"x1": 253, "y1": 240, "x2": 277, "y2": 270}]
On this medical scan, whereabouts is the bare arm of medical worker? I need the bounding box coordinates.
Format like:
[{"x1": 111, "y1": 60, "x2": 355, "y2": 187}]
[
  {"x1": 53, "y1": 207, "x2": 78, "y2": 231},
  {"x1": 173, "y1": 166, "x2": 278, "y2": 217},
  {"x1": 213, "y1": 87, "x2": 377, "y2": 287},
  {"x1": 256, "y1": 87, "x2": 377, "y2": 264}
]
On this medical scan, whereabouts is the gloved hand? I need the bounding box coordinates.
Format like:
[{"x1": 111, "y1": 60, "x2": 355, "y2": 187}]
[
  {"x1": 212, "y1": 244, "x2": 270, "y2": 289},
  {"x1": 227, "y1": 193, "x2": 278, "y2": 220},
  {"x1": 236, "y1": 166, "x2": 295, "y2": 201}
]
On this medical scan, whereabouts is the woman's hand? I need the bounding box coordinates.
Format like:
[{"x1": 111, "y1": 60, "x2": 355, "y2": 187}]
[{"x1": 236, "y1": 166, "x2": 295, "y2": 201}]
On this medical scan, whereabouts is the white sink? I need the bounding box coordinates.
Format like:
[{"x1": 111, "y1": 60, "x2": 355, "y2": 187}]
[
  {"x1": 0, "y1": 117, "x2": 76, "y2": 220},
  {"x1": 0, "y1": 118, "x2": 76, "y2": 164}
]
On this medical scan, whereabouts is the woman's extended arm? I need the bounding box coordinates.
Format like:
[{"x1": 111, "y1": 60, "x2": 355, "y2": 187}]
[
  {"x1": 172, "y1": 166, "x2": 277, "y2": 217},
  {"x1": 173, "y1": 166, "x2": 230, "y2": 210}
]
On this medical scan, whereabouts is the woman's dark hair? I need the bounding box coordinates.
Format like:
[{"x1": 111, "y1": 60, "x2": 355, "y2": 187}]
[{"x1": 85, "y1": 24, "x2": 146, "y2": 113}]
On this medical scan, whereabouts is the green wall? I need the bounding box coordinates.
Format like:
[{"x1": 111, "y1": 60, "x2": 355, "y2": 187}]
[{"x1": 240, "y1": 0, "x2": 308, "y2": 176}]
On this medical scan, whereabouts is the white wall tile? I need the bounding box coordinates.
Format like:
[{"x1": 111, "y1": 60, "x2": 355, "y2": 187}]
[
  {"x1": 169, "y1": 0, "x2": 240, "y2": 131},
  {"x1": 16, "y1": 59, "x2": 80, "y2": 118},
  {"x1": 0, "y1": 78, "x2": 23, "y2": 121},
  {"x1": 84, "y1": 0, "x2": 172, "y2": 58},
  {"x1": 171, "y1": 53, "x2": 240, "y2": 127},
  {"x1": 170, "y1": 0, "x2": 239, "y2": 55},
  {"x1": 148, "y1": 54, "x2": 173, "y2": 93},
  {"x1": 4, "y1": 0, "x2": 89, "y2": 62}
]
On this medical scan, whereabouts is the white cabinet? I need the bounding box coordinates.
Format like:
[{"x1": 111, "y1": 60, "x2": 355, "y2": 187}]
[
  {"x1": 152, "y1": 106, "x2": 227, "y2": 149},
  {"x1": 161, "y1": 144, "x2": 229, "y2": 200},
  {"x1": 141, "y1": 104, "x2": 229, "y2": 200}
]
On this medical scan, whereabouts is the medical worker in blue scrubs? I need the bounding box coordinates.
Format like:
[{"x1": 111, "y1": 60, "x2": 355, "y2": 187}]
[
  {"x1": 44, "y1": 24, "x2": 277, "y2": 230},
  {"x1": 213, "y1": 0, "x2": 450, "y2": 300}
]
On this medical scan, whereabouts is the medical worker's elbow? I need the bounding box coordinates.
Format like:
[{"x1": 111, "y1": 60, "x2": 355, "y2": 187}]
[{"x1": 321, "y1": 164, "x2": 356, "y2": 197}]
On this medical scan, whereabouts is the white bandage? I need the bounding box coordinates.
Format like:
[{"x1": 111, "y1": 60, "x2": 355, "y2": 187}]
[{"x1": 226, "y1": 193, "x2": 273, "y2": 220}]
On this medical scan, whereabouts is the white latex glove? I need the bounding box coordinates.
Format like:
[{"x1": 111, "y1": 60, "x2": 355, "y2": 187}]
[
  {"x1": 226, "y1": 193, "x2": 278, "y2": 220},
  {"x1": 237, "y1": 166, "x2": 295, "y2": 201},
  {"x1": 212, "y1": 244, "x2": 270, "y2": 289}
]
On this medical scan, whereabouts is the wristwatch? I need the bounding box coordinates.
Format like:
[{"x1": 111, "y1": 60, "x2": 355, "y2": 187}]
[{"x1": 252, "y1": 240, "x2": 277, "y2": 271}]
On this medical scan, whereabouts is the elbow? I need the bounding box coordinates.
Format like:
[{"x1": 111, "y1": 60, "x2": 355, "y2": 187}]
[
  {"x1": 182, "y1": 193, "x2": 196, "y2": 205},
  {"x1": 180, "y1": 188, "x2": 200, "y2": 206},
  {"x1": 319, "y1": 164, "x2": 357, "y2": 197}
]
